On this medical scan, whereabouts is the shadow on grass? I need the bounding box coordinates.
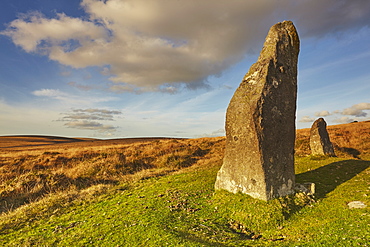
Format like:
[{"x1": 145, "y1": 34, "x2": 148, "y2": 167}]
[
  {"x1": 334, "y1": 145, "x2": 362, "y2": 159},
  {"x1": 296, "y1": 159, "x2": 370, "y2": 199}
]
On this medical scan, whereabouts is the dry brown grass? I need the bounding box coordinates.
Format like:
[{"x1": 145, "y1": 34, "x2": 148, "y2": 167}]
[{"x1": 0, "y1": 136, "x2": 225, "y2": 214}]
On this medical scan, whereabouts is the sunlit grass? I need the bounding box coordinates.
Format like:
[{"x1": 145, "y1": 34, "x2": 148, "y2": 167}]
[{"x1": 1, "y1": 154, "x2": 369, "y2": 246}]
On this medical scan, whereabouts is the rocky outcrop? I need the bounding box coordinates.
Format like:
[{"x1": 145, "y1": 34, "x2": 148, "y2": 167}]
[
  {"x1": 310, "y1": 118, "x2": 336, "y2": 156},
  {"x1": 215, "y1": 21, "x2": 300, "y2": 201}
]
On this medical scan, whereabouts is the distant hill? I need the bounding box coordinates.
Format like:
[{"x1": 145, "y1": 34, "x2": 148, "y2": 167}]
[
  {"x1": 0, "y1": 136, "x2": 182, "y2": 151},
  {"x1": 1, "y1": 120, "x2": 369, "y2": 158}
]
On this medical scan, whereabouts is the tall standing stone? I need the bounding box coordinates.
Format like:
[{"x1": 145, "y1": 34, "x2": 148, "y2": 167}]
[
  {"x1": 310, "y1": 118, "x2": 336, "y2": 156},
  {"x1": 215, "y1": 21, "x2": 300, "y2": 201}
]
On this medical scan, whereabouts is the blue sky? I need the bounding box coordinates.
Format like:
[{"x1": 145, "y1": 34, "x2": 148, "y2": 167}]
[{"x1": 0, "y1": 0, "x2": 369, "y2": 138}]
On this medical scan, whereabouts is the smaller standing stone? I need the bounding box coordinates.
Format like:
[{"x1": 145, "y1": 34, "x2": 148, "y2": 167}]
[{"x1": 309, "y1": 118, "x2": 336, "y2": 156}]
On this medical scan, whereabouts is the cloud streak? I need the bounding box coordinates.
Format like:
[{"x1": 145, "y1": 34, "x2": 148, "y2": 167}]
[
  {"x1": 60, "y1": 108, "x2": 122, "y2": 134},
  {"x1": 299, "y1": 116, "x2": 315, "y2": 123},
  {"x1": 315, "y1": 110, "x2": 331, "y2": 117},
  {"x1": 32, "y1": 89, "x2": 67, "y2": 99},
  {"x1": 63, "y1": 108, "x2": 122, "y2": 121},
  {"x1": 2, "y1": 0, "x2": 369, "y2": 92},
  {"x1": 32, "y1": 88, "x2": 119, "y2": 105},
  {"x1": 333, "y1": 116, "x2": 356, "y2": 124},
  {"x1": 64, "y1": 120, "x2": 117, "y2": 132},
  {"x1": 302, "y1": 102, "x2": 370, "y2": 125}
]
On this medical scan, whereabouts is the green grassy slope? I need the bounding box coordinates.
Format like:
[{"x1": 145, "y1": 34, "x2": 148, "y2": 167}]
[{"x1": 1, "y1": 156, "x2": 369, "y2": 246}]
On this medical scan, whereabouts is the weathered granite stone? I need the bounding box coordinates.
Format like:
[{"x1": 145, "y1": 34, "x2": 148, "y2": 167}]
[
  {"x1": 214, "y1": 21, "x2": 299, "y2": 201},
  {"x1": 309, "y1": 118, "x2": 336, "y2": 156}
]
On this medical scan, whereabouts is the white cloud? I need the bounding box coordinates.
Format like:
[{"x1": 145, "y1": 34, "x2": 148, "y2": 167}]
[
  {"x1": 341, "y1": 102, "x2": 370, "y2": 117},
  {"x1": 299, "y1": 116, "x2": 315, "y2": 123},
  {"x1": 305, "y1": 103, "x2": 370, "y2": 126},
  {"x1": 64, "y1": 120, "x2": 117, "y2": 133},
  {"x1": 2, "y1": 0, "x2": 369, "y2": 92},
  {"x1": 2, "y1": 12, "x2": 107, "y2": 53},
  {"x1": 32, "y1": 89, "x2": 66, "y2": 98},
  {"x1": 333, "y1": 116, "x2": 355, "y2": 124},
  {"x1": 197, "y1": 128, "x2": 225, "y2": 138},
  {"x1": 315, "y1": 110, "x2": 331, "y2": 117},
  {"x1": 32, "y1": 88, "x2": 118, "y2": 105},
  {"x1": 32, "y1": 88, "x2": 83, "y2": 104},
  {"x1": 342, "y1": 108, "x2": 366, "y2": 117},
  {"x1": 355, "y1": 102, "x2": 370, "y2": 110}
]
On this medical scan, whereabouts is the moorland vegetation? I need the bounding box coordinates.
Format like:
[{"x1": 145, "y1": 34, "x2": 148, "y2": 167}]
[{"x1": 0, "y1": 121, "x2": 369, "y2": 246}]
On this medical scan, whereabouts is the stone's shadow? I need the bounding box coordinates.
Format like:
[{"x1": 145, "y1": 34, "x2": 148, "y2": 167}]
[
  {"x1": 296, "y1": 159, "x2": 370, "y2": 199},
  {"x1": 335, "y1": 146, "x2": 361, "y2": 159},
  {"x1": 280, "y1": 159, "x2": 369, "y2": 220}
]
